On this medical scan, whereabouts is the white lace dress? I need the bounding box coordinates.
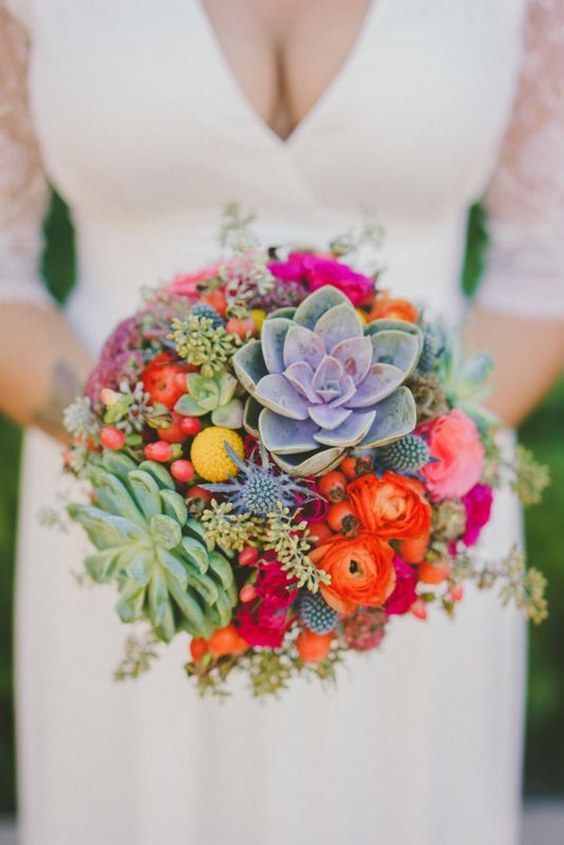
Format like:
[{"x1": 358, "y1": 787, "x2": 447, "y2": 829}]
[{"x1": 1, "y1": 2, "x2": 564, "y2": 844}]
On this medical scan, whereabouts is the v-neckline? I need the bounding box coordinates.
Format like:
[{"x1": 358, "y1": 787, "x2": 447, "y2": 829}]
[{"x1": 195, "y1": 0, "x2": 379, "y2": 149}]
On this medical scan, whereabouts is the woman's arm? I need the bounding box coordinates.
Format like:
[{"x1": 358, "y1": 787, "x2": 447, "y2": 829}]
[
  {"x1": 467, "y1": 0, "x2": 564, "y2": 427},
  {"x1": 466, "y1": 308, "x2": 564, "y2": 428},
  {"x1": 0, "y1": 9, "x2": 92, "y2": 442},
  {"x1": 0, "y1": 303, "x2": 92, "y2": 442}
]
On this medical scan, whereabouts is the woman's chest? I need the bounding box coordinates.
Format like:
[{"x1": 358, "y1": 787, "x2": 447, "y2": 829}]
[{"x1": 22, "y1": 0, "x2": 528, "y2": 218}]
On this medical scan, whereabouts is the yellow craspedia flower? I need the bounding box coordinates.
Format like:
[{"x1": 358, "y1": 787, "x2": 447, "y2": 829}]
[
  {"x1": 190, "y1": 427, "x2": 245, "y2": 482},
  {"x1": 249, "y1": 309, "x2": 266, "y2": 331}
]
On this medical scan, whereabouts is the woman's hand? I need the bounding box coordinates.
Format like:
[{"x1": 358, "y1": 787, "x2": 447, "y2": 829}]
[
  {"x1": 466, "y1": 305, "x2": 564, "y2": 427},
  {"x1": 0, "y1": 302, "x2": 93, "y2": 443}
]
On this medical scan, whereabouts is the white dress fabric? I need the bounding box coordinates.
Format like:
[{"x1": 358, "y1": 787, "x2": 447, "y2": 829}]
[{"x1": 2, "y1": 2, "x2": 564, "y2": 843}]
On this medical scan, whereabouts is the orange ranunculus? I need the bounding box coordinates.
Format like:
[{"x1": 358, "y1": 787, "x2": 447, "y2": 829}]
[
  {"x1": 367, "y1": 292, "x2": 419, "y2": 323},
  {"x1": 310, "y1": 531, "x2": 396, "y2": 614},
  {"x1": 347, "y1": 471, "x2": 432, "y2": 544}
]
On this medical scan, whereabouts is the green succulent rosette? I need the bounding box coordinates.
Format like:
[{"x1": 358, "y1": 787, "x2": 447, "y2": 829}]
[{"x1": 68, "y1": 450, "x2": 237, "y2": 642}]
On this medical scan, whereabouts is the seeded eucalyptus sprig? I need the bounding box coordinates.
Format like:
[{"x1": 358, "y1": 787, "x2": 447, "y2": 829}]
[{"x1": 170, "y1": 315, "x2": 241, "y2": 376}]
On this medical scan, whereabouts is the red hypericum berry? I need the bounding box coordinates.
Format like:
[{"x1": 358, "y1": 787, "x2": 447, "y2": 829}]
[
  {"x1": 450, "y1": 584, "x2": 464, "y2": 602},
  {"x1": 317, "y1": 470, "x2": 348, "y2": 502},
  {"x1": 178, "y1": 416, "x2": 203, "y2": 437},
  {"x1": 186, "y1": 485, "x2": 212, "y2": 504},
  {"x1": 225, "y1": 317, "x2": 257, "y2": 340},
  {"x1": 170, "y1": 459, "x2": 195, "y2": 483},
  {"x1": 326, "y1": 500, "x2": 359, "y2": 534},
  {"x1": 238, "y1": 546, "x2": 259, "y2": 567},
  {"x1": 141, "y1": 352, "x2": 189, "y2": 409},
  {"x1": 100, "y1": 426, "x2": 126, "y2": 451},
  {"x1": 143, "y1": 440, "x2": 173, "y2": 462},
  {"x1": 157, "y1": 412, "x2": 190, "y2": 444},
  {"x1": 189, "y1": 637, "x2": 209, "y2": 662},
  {"x1": 239, "y1": 584, "x2": 257, "y2": 603},
  {"x1": 410, "y1": 599, "x2": 428, "y2": 620}
]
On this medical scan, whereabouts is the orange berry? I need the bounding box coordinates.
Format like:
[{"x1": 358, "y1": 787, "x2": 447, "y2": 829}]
[
  {"x1": 308, "y1": 521, "x2": 335, "y2": 546},
  {"x1": 201, "y1": 289, "x2": 227, "y2": 317},
  {"x1": 189, "y1": 637, "x2": 208, "y2": 662},
  {"x1": 450, "y1": 584, "x2": 464, "y2": 602},
  {"x1": 238, "y1": 546, "x2": 259, "y2": 566},
  {"x1": 326, "y1": 500, "x2": 359, "y2": 534},
  {"x1": 225, "y1": 317, "x2": 257, "y2": 339},
  {"x1": 317, "y1": 470, "x2": 347, "y2": 502},
  {"x1": 239, "y1": 584, "x2": 257, "y2": 603},
  {"x1": 208, "y1": 624, "x2": 249, "y2": 658},
  {"x1": 296, "y1": 629, "x2": 334, "y2": 663},
  {"x1": 417, "y1": 562, "x2": 452, "y2": 585},
  {"x1": 340, "y1": 455, "x2": 372, "y2": 480}
]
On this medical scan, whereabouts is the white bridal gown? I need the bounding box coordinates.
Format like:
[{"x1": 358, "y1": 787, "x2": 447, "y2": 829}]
[{"x1": 2, "y1": 1, "x2": 564, "y2": 843}]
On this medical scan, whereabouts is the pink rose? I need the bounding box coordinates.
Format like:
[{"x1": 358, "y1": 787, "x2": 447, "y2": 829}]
[
  {"x1": 237, "y1": 560, "x2": 298, "y2": 648},
  {"x1": 165, "y1": 262, "x2": 222, "y2": 297},
  {"x1": 420, "y1": 410, "x2": 485, "y2": 501},
  {"x1": 461, "y1": 483, "x2": 493, "y2": 546},
  {"x1": 385, "y1": 554, "x2": 418, "y2": 616},
  {"x1": 268, "y1": 252, "x2": 374, "y2": 305}
]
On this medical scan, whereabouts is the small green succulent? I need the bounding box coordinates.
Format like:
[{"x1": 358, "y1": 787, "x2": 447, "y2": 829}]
[
  {"x1": 67, "y1": 451, "x2": 237, "y2": 642},
  {"x1": 174, "y1": 372, "x2": 244, "y2": 428}
]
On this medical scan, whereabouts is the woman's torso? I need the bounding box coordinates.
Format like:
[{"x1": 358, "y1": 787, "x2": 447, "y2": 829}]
[{"x1": 14, "y1": 0, "x2": 528, "y2": 349}]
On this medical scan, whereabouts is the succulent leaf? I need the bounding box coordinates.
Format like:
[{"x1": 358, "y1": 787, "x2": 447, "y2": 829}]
[
  {"x1": 260, "y1": 317, "x2": 293, "y2": 373},
  {"x1": 360, "y1": 386, "x2": 417, "y2": 448},
  {"x1": 293, "y1": 285, "x2": 349, "y2": 328}
]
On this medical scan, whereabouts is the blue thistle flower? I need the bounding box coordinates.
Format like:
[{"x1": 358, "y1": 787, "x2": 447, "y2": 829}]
[
  {"x1": 299, "y1": 591, "x2": 339, "y2": 634},
  {"x1": 190, "y1": 302, "x2": 225, "y2": 328},
  {"x1": 376, "y1": 434, "x2": 431, "y2": 475},
  {"x1": 201, "y1": 443, "x2": 317, "y2": 516}
]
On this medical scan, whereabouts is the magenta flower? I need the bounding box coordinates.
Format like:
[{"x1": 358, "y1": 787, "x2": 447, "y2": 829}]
[
  {"x1": 237, "y1": 560, "x2": 298, "y2": 648},
  {"x1": 461, "y1": 483, "x2": 493, "y2": 547},
  {"x1": 268, "y1": 252, "x2": 374, "y2": 306},
  {"x1": 385, "y1": 554, "x2": 418, "y2": 616}
]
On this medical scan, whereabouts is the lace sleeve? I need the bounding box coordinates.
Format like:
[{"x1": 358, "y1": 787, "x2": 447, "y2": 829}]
[
  {"x1": 0, "y1": 5, "x2": 53, "y2": 307},
  {"x1": 476, "y1": 0, "x2": 564, "y2": 317}
]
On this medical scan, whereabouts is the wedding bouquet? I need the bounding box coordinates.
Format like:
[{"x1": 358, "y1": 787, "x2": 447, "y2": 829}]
[{"x1": 62, "y1": 209, "x2": 549, "y2": 696}]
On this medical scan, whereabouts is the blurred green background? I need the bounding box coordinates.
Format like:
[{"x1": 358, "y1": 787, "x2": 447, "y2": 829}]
[{"x1": 0, "y1": 198, "x2": 562, "y2": 811}]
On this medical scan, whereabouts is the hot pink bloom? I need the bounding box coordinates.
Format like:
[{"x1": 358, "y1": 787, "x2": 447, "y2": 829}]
[
  {"x1": 385, "y1": 554, "x2": 418, "y2": 616},
  {"x1": 461, "y1": 483, "x2": 493, "y2": 546},
  {"x1": 237, "y1": 560, "x2": 298, "y2": 648},
  {"x1": 165, "y1": 262, "x2": 222, "y2": 297},
  {"x1": 268, "y1": 252, "x2": 374, "y2": 305},
  {"x1": 420, "y1": 409, "x2": 485, "y2": 501}
]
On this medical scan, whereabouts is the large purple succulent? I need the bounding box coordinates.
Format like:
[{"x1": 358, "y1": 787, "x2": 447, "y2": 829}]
[{"x1": 233, "y1": 286, "x2": 421, "y2": 476}]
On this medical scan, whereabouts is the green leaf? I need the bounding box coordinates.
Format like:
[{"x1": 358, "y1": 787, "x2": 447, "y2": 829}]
[
  {"x1": 124, "y1": 550, "x2": 154, "y2": 586},
  {"x1": 207, "y1": 550, "x2": 235, "y2": 590},
  {"x1": 174, "y1": 394, "x2": 206, "y2": 416},
  {"x1": 116, "y1": 581, "x2": 146, "y2": 623},
  {"x1": 68, "y1": 503, "x2": 145, "y2": 549},
  {"x1": 211, "y1": 398, "x2": 244, "y2": 429},
  {"x1": 150, "y1": 514, "x2": 182, "y2": 550},
  {"x1": 181, "y1": 536, "x2": 209, "y2": 574},
  {"x1": 138, "y1": 460, "x2": 175, "y2": 490},
  {"x1": 218, "y1": 373, "x2": 238, "y2": 405},
  {"x1": 157, "y1": 547, "x2": 189, "y2": 589},
  {"x1": 128, "y1": 470, "x2": 162, "y2": 520},
  {"x1": 159, "y1": 489, "x2": 188, "y2": 526},
  {"x1": 84, "y1": 548, "x2": 122, "y2": 582},
  {"x1": 167, "y1": 578, "x2": 212, "y2": 638},
  {"x1": 87, "y1": 467, "x2": 145, "y2": 526},
  {"x1": 212, "y1": 585, "x2": 235, "y2": 627},
  {"x1": 149, "y1": 566, "x2": 175, "y2": 642}
]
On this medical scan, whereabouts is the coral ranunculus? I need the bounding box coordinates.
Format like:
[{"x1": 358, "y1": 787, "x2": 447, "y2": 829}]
[
  {"x1": 421, "y1": 409, "x2": 485, "y2": 500},
  {"x1": 347, "y1": 471, "x2": 431, "y2": 543},
  {"x1": 367, "y1": 291, "x2": 419, "y2": 323},
  {"x1": 310, "y1": 532, "x2": 396, "y2": 614},
  {"x1": 165, "y1": 262, "x2": 222, "y2": 297}
]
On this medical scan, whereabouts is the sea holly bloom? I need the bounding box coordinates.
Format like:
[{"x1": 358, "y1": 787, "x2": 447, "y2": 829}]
[
  {"x1": 420, "y1": 409, "x2": 485, "y2": 500},
  {"x1": 268, "y1": 251, "x2": 375, "y2": 305},
  {"x1": 233, "y1": 285, "x2": 420, "y2": 476},
  {"x1": 310, "y1": 531, "x2": 396, "y2": 614}
]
